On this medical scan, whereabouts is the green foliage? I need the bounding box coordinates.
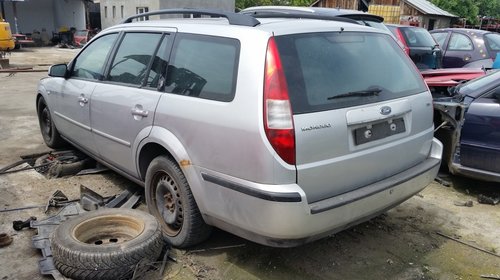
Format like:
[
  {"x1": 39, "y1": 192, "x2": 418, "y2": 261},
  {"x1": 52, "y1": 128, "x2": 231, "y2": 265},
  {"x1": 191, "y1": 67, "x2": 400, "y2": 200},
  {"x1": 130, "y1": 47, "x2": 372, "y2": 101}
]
[
  {"x1": 476, "y1": 0, "x2": 500, "y2": 18},
  {"x1": 431, "y1": 0, "x2": 477, "y2": 23},
  {"x1": 236, "y1": 0, "x2": 313, "y2": 10},
  {"x1": 431, "y1": 0, "x2": 499, "y2": 24}
]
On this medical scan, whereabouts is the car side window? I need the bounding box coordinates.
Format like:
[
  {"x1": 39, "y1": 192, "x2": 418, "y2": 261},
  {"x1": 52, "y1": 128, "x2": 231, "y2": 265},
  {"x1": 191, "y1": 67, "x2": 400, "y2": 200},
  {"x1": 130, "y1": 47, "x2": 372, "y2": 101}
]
[
  {"x1": 431, "y1": 32, "x2": 447, "y2": 48},
  {"x1": 72, "y1": 33, "x2": 118, "y2": 80},
  {"x1": 164, "y1": 34, "x2": 240, "y2": 102},
  {"x1": 108, "y1": 33, "x2": 163, "y2": 86},
  {"x1": 145, "y1": 35, "x2": 170, "y2": 88},
  {"x1": 484, "y1": 34, "x2": 500, "y2": 52},
  {"x1": 448, "y1": 33, "x2": 473, "y2": 51}
]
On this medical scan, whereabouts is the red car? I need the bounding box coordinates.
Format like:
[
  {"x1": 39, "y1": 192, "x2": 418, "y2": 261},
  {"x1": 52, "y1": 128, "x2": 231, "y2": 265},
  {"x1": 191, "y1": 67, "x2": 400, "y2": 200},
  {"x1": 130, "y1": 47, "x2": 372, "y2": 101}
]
[
  {"x1": 421, "y1": 68, "x2": 486, "y2": 97},
  {"x1": 386, "y1": 24, "x2": 442, "y2": 70}
]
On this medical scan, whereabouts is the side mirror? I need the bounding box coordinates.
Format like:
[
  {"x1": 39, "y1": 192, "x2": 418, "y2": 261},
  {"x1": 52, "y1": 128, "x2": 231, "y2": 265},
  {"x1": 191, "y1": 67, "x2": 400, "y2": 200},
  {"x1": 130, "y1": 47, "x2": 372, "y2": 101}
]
[{"x1": 48, "y1": 64, "x2": 68, "y2": 78}]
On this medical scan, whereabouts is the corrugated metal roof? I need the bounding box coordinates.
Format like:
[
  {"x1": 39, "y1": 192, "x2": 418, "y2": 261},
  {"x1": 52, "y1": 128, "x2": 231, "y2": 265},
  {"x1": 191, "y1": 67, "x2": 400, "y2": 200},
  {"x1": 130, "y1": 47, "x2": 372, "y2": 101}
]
[{"x1": 405, "y1": 0, "x2": 457, "y2": 17}]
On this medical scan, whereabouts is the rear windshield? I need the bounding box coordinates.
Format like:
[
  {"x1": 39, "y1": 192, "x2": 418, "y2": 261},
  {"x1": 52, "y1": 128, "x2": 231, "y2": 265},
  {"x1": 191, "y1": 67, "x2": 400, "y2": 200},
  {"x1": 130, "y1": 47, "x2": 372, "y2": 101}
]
[
  {"x1": 275, "y1": 32, "x2": 427, "y2": 113},
  {"x1": 485, "y1": 33, "x2": 500, "y2": 52},
  {"x1": 401, "y1": 27, "x2": 437, "y2": 47}
]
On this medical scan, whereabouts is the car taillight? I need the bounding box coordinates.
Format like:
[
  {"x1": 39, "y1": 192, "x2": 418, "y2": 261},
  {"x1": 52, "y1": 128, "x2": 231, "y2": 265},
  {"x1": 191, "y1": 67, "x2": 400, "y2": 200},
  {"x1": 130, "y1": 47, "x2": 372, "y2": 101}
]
[{"x1": 263, "y1": 37, "x2": 295, "y2": 165}]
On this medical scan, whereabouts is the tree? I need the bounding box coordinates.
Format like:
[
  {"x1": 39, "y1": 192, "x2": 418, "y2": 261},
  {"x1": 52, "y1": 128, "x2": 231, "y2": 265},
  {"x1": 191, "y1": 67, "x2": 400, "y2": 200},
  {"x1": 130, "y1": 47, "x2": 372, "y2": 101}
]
[
  {"x1": 476, "y1": 0, "x2": 500, "y2": 18},
  {"x1": 431, "y1": 0, "x2": 500, "y2": 25}
]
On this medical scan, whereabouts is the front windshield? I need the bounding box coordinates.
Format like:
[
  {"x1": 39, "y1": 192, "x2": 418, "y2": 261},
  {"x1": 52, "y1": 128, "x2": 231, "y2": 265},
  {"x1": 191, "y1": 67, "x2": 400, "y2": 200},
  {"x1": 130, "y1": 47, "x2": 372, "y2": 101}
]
[{"x1": 458, "y1": 70, "x2": 500, "y2": 96}]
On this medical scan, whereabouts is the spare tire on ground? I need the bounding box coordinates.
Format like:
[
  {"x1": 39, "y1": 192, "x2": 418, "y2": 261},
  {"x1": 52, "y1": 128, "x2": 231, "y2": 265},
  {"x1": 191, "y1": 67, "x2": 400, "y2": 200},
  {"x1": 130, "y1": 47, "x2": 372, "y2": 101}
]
[{"x1": 51, "y1": 208, "x2": 165, "y2": 280}]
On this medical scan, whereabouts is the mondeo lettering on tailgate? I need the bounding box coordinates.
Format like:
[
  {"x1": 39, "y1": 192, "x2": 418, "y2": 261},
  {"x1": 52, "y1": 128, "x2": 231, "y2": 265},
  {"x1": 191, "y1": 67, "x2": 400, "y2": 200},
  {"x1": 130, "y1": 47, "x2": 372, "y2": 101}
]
[{"x1": 301, "y1": 123, "x2": 332, "y2": 132}]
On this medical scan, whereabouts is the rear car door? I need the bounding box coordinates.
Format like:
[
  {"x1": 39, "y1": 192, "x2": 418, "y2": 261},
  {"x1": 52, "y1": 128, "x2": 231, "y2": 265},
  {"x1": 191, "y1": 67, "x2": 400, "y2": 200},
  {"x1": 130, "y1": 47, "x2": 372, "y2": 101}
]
[
  {"x1": 90, "y1": 31, "x2": 173, "y2": 176},
  {"x1": 460, "y1": 86, "x2": 500, "y2": 173},
  {"x1": 52, "y1": 33, "x2": 118, "y2": 152}
]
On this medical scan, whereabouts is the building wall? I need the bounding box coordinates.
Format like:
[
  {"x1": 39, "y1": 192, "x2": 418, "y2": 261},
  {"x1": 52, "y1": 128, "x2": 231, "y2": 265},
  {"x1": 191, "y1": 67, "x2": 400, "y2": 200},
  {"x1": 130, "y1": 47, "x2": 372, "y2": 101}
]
[
  {"x1": 312, "y1": 0, "x2": 358, "y2": 10},
  {"x1": 100, "y1": 0, "x2": 160, "y2": 28},
  {"x1": 159, "y1": 0, "x2": 234, "y2": 11},
  {"x1": 421, "y1": 15, "x2": 451, "y2": 30},
  {"x1": 100, "y1": 0, "x2": 235, "y2": 29},
  {"x1": 2, "y1": 0, "x2": 85, "y2": 34}
]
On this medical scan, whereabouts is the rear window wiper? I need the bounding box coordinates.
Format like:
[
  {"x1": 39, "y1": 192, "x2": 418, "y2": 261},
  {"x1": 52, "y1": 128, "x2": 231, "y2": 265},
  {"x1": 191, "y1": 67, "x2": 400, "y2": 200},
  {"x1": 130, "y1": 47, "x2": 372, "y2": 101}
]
[{"x1": 327, "y1": 88, "x2": 381, "y2": 100}]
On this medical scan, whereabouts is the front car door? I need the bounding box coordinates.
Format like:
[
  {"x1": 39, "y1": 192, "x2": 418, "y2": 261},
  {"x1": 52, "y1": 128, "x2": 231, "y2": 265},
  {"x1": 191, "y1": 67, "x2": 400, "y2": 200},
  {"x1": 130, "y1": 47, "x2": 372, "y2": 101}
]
[
  {"x1": 442, "y1": 32, "x2": 474, "y2": 68},
  {"x1": 90, "y1": 31, "x2": 173, "y2": 176},
  {"x1": 460, "y1": 86, "x2": 500, "y2": 173},
  {"x1": 52, "y1": 33, "x2": 118, "y2": 153}
]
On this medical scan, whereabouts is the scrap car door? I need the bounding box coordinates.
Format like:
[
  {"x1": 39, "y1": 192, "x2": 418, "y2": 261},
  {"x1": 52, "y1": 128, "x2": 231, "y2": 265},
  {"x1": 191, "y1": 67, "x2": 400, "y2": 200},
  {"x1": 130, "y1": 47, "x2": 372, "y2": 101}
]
[
  {"x1": 460, "y1": 87, "x2": 500, "y2": 173},
  {"x1": 90, "y1": 32, "x2": 173, "y2": 176},
  {"x1": 443, "y1": 32, "x2": 474, "y2": 68},
  {"x1": 52, "y1": 33, "x2": 118, "y2": 153}
]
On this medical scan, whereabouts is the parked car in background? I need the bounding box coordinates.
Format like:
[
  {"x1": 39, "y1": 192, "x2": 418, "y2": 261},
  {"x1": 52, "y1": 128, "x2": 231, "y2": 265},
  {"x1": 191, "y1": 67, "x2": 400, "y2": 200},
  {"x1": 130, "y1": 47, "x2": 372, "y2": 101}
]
[
  {"x1": 37, "y1": 9, "x2": 442, "y2": 250},
  {"x1": 421, "y1": 68, "x2": 486, "y2": 97},
  {"x1": 434, "y1": 70, "x2": 500, "y2": 182},
  {"x1": 73, "y1": 30, "x2": 90, "y2": 47},
  {"x1": 386, "y1": 24, "x2": 442, "y2": 70},
  {"x1": 430, "y1": 28, "x2": 500, "y2": 69},
  {"x1": 13, "y1": 33, "x2": 35, "y2": 49}
]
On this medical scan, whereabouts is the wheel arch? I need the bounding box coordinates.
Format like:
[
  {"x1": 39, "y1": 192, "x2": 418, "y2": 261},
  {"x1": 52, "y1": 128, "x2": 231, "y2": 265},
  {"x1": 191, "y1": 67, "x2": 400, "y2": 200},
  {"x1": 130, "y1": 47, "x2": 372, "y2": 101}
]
[
  {"x1": 137, "y1": 126, "x2": 210, "y2": 219},
  {"x1": 36, "y1": 82, "x2": 49, "y2": 114},
  {"x1": 137, "y1": 126, "x2": 194, "y2": 182},
  {"x1": 36, "y1": 93, "x2": 45, "y2": 114}
]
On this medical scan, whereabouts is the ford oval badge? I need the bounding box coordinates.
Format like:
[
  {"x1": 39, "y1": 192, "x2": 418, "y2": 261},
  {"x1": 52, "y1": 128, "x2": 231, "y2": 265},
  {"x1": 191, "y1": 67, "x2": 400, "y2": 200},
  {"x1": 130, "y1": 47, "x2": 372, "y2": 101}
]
[{"x1": 380, "y1": 106, "x2": 392, "y2": 115}]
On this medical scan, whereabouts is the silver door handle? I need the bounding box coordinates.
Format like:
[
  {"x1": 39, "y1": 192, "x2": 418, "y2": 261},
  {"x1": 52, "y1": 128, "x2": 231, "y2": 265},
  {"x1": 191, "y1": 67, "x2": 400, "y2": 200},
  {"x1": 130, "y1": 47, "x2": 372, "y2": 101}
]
[
  {"x1": 131, "y1": 108, "x2": 149, "y2": 117},
  {"x1": 78, "y1": 96, "x2": 88, "y2": 106}
]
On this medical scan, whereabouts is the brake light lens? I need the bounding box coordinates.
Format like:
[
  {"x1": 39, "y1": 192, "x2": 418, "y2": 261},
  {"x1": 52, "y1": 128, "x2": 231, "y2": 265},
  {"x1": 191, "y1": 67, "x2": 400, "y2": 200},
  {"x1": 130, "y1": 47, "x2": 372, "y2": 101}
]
[{"x1": 263, "y1": 37, "x2": 295, "y2": 165}]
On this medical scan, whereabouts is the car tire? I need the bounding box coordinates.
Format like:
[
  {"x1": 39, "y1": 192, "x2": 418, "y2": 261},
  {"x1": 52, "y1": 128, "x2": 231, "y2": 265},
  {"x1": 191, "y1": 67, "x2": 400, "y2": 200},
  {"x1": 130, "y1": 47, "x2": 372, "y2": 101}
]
[
  {"x1": 145, "y1": 155, "x2": 212, "y2": 248},
  {"x1": 37, "y1": 97, "x2": 66, "y2": 148},
  {"x1": 51, "y1": 208, "x2": 164, "y2": 280}
]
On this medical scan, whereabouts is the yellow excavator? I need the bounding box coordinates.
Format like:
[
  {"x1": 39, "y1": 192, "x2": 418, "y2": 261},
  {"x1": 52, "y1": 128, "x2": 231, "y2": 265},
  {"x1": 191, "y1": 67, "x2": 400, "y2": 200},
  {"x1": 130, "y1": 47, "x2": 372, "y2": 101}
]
[{"x1": 0, "y1": 16, "x2": 15, "y2": 51}]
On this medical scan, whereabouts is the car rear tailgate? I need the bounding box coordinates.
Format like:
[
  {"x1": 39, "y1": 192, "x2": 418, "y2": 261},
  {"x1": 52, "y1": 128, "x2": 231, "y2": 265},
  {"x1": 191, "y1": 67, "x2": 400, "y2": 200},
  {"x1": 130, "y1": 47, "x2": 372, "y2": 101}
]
[{"x1": 294, "y1": 93, "x2": 433, "y2": 203}]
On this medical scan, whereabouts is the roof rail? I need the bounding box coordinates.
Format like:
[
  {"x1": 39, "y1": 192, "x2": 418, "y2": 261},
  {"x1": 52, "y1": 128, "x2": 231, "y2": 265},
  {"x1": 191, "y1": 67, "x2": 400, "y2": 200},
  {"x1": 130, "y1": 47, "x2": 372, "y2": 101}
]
[
  {"x1": 121, "y1": 8, "x2": 261, "y2": 27},
  {"x1": 242, "y1": 12, "x2": 360, "y2": 25}
]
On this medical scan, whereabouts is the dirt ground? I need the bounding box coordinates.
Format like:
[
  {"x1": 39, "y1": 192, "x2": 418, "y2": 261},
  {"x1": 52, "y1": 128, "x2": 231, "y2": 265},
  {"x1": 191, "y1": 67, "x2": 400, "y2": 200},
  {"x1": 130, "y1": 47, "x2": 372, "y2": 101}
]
[{"x1": 0, "y1": 47, "x2": 499, "y2": 280}]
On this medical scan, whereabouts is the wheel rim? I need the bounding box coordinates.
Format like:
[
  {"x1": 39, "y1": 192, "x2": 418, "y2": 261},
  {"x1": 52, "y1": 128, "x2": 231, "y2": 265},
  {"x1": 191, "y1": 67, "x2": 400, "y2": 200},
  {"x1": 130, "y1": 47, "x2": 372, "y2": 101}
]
[
  {"x1": 151, "y1": 170, "x2": 183, "y2": 236},
  {"x1": 73, "y1": 215, "x2": 145, "y2": 245},
  {"x1": 40, "y1": 107, "x2": 52, "y2": 140}
]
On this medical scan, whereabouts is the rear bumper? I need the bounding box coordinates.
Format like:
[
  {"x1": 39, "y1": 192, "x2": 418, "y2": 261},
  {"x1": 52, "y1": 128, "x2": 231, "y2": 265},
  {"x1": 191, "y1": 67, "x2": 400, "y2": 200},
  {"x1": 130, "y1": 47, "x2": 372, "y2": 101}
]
[{"x1": 200, "y1": 138, "x2": 442, "y2": 247}]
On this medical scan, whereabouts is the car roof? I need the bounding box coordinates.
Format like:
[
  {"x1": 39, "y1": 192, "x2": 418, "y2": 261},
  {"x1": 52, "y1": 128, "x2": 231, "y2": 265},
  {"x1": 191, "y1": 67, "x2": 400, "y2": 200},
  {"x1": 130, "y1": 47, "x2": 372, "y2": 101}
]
[
  {"x1": 240, "y1": 6, "x2": 384, "y2": 22},
  {"x1": 386, "y1": 24, "x2": 425, "y2": 29},
  {"x1": 106, "y1": 16, "x2": 382, "y2": 37},
  {"x1": 430, "y1": 28, "x2": 491, "y2": 34}
]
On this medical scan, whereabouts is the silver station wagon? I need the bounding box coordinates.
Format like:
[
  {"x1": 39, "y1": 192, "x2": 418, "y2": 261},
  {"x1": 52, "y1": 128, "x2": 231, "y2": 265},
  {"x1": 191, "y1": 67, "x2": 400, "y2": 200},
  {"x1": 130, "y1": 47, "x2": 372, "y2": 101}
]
[{"x1": 36, "y1": 9, "x2": 442, "y2": 248}]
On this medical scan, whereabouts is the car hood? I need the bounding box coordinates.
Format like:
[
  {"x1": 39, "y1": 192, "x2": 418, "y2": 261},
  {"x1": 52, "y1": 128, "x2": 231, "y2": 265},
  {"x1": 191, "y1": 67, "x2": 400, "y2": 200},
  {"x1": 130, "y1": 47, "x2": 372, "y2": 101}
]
[{"x1": 421, "y1": 68, "x2": 486, "y2": 87}]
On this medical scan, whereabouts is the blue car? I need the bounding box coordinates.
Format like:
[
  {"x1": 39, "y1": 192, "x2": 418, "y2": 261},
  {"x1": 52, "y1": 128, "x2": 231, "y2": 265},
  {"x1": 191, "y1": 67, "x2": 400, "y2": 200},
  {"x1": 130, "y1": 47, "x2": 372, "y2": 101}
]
[{"x1": 434, "y1": 70, "x2": 500, "y2": 182}]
